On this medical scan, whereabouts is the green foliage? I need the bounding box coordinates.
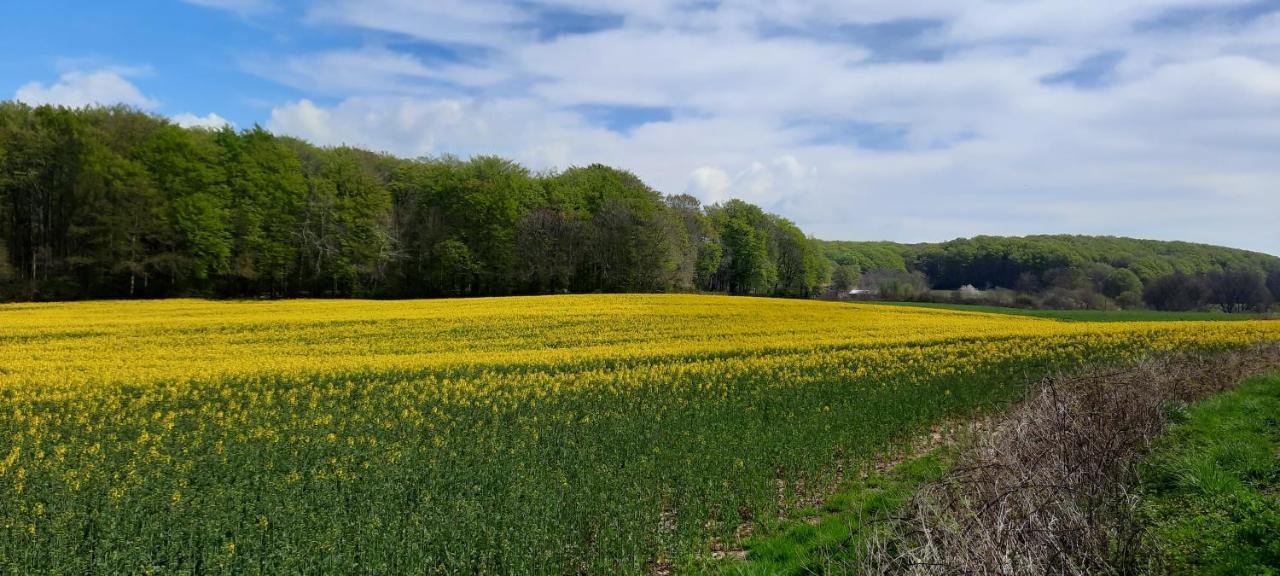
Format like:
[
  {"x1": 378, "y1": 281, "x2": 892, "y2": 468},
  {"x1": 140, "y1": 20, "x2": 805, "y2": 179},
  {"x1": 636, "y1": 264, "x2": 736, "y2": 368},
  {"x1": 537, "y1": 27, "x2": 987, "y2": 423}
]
[
  {"x1": 711, "y1": 202, "x2": 774, "y2": 295},
  {"x1": 697, "y1": 239, "x2": 723, "y2": 289},
  {"x1": 822, "y1": 240, "x2": 909, "y2": 272},
  {"x1": 443, "y1": 156, "x2": 538, "y2": 293},
  {"x1": 171, "y1": 191, "x2": 231, "y2": 280},
  {"x1": 5, "y1": 101, "x2": 1269, "y2": 304},
  {"x1": 864, "y1": 269, "x2": 930, "y2": 301},
  {"x1": 0, "y1": 103, "x2": 830, "y2": 301},
  {"x1": 770, "y1": 217, "x2": 821, "y2": 297},
  {"x1": 1145, "y1": 273, "x2": 1210, "y2": 311},
  {"x1": 720, "y1": 216, "x2": 770, "y2": 294},
  {"x1": 1116, "y1": 290, "x2": 1145, "y2": 310},
  {"x1": 830, "y1": 264, "x2": 860, "y2": 291},
  {"x1": 1206, "y1": 270, "x2": 1273, "y2": 313},
  {"x1": 693, "y1": 450, "x2": 951, "y2": 576},
  {"x1": 1102, "y1": 267, "x2": 1144, "y2": 298},
  {"x1": 0, "y1": 103, "x2": 88, "y2": 295},
  {"x1": 0, "y1": 244, "x2": 11, "y2": 283},
  {"x1": 216, "y1": 126, "x2": 307, "y2": 293},
  {"x1": 821, "y1": 236, "x2": 1280, "y2": 296},
  {"x1": 703, "y1": 200, "x2": 827, "y2": 297},
  {"x1": 515, "y1": 208, "x2": 581, "y2": 293},
  {"x1": 432, "y1": 238, "x2": 475, "y2": 294},
  {"x1": 1138, "y1": 374, "x2": 1280, "y2": 574},
  {"x1": 141, "y1": 122, "x2": 233, "y2": 283},
  {"x1": 664, "y1": 194, "x2": 711, "y2": 291},
  {"x1": 578, "y1": 169, "x2": 678, "y2": 292}
]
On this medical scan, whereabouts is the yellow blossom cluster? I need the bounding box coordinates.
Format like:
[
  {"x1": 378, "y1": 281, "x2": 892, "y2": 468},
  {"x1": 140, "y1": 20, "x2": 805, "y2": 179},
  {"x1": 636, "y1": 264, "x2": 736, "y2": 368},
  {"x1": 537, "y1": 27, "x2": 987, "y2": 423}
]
[{"x1": 0, "y1": 295, "x2": 1276, "y2": 574}]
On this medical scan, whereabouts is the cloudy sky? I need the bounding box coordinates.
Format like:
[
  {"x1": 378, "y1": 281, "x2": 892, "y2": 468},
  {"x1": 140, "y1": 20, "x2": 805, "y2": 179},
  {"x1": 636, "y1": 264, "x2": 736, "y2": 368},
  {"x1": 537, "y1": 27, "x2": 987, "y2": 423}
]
[{"x1": 3, "y1": 1, "x2": 1278, "y2": 255}]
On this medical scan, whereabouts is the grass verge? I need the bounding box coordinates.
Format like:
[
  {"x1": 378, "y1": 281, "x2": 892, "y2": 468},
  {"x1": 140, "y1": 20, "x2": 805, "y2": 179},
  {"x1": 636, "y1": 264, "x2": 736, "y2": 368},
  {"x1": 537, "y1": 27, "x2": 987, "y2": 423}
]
[
  {"x1": 852, "y1": 345, "x2": 1280, "y2": 574},
  {"x1": 687, "y1": 448, "x2": 952, "y2": 576},
  {"x1": 1138, "y1": 372, "x2": 1280, "y2": 574},
  {"x1": 691, "y1": 349, "x2": 1280, "y2": 576}
]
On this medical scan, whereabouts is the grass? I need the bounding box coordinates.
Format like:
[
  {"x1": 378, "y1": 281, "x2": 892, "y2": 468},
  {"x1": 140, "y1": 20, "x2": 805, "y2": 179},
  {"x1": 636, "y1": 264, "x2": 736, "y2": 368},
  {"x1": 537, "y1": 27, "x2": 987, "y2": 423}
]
[
  {"x1": 689, "y1": 449, "x2": 951, "y2": 575},
  {"x1": 1139, "y1": 372, "x2": 1280, "y2": 574},
  {"x1": 881, "y1": 301, "x2": 1277, "y2": 322}
]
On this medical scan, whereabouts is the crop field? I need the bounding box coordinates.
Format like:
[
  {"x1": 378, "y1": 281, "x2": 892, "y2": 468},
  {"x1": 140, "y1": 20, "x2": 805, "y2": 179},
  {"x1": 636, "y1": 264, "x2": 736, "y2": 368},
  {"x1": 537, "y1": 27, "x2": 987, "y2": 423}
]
[{"x1": 2, "y1": 295, "x2": 1279, "y2": 574}]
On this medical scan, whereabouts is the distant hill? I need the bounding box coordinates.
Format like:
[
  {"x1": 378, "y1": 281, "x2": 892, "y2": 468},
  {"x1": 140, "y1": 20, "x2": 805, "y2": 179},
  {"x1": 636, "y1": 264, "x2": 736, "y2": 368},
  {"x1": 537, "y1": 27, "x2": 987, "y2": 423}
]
[{"x1": 823, "y1": 235, "x2": 1280, "y2": 290}]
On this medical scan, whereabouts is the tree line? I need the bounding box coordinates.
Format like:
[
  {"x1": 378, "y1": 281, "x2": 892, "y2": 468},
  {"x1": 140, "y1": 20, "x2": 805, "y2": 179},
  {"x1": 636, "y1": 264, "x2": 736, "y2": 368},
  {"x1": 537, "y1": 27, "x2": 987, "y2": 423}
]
[
  {"x1": 0, "y1": 102, "x2": 830, "y2": 301},
  {"x1": 825, "y1": 235, "x2": 1280, "y2": 312},
  {"x1": 4, "y1": 102, "x2": 1276, "y2": 310}
]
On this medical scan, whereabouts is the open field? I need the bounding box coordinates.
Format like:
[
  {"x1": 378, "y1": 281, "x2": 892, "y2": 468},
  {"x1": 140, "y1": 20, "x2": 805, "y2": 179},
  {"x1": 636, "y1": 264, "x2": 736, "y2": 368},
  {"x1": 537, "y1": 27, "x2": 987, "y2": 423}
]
[{"x1": 2, "y1": 295, "x2": 1279, "y2": 573}]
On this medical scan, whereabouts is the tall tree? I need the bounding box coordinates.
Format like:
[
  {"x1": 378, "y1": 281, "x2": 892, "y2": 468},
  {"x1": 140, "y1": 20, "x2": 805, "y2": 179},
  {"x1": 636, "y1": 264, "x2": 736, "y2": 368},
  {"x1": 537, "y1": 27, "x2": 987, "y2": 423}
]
[
  {"x1": 138, "y1": 122, "x2": 233, "y2": 289},
  {"x1": 1143, "y1": 273, "x2": 1209, "y2": 311},
  {"x1": 303, "y1": 147, "x2": 394, "y2": 295},
  {"x1": 551, "y1": 164, "x2": 676, "y2": 292},
  {"x1": 448, "y1": 156, "x2": 541, "y2": 294},
  {"x1": 216, "y1": 126, "x2": 307, "y2": 295},
  {"x1": 664, "y1": 194, "x2": 709, "y2": 291},
  {"x1": 1206, "y1": 270, "x2": 1272, "y2": 313},
  {"x1": 0, "y1": 103, "x2": 86, "y2": 295},
  {"x1": 73, "y1": 137, "x2": 167, "y2": 296},
  {"x1": 516, "y1": 208, "x2": 581, "y2": 293},
  {"x1": 715, "y1": 212, "x2": 770, "y2": 294}
]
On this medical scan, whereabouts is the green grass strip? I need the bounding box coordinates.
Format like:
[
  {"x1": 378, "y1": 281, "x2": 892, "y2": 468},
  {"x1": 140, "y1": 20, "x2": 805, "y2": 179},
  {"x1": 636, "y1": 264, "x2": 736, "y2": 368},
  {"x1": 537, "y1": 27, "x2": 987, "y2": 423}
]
[
  {"x1": 1139, "y1": 372, "x2": 1280, "y2": 574},
  {"x1": 688, "y1": 449, "x2": 951, "y2": 575}
]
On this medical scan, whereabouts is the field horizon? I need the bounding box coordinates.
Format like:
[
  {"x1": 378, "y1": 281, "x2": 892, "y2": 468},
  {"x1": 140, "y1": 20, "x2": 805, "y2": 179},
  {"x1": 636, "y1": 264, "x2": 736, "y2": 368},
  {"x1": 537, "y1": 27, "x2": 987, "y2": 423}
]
[{"x1": 4, "y1": 294, "x2": 1279, "y2": 573}]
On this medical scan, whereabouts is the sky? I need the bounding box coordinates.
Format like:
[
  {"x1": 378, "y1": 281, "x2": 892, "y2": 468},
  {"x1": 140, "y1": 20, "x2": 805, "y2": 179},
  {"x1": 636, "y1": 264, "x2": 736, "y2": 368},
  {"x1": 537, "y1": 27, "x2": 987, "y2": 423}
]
[{"x1": 2, "y1": 1, "x2": 1279, "y2": 256}]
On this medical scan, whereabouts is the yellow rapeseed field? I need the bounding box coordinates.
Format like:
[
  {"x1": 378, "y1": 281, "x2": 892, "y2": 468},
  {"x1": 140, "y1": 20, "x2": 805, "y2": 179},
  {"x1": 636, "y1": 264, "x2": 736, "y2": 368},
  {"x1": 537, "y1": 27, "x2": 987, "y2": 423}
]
[{"x1": 1, "y1": 295, "x2": 1277, "y2": 574}]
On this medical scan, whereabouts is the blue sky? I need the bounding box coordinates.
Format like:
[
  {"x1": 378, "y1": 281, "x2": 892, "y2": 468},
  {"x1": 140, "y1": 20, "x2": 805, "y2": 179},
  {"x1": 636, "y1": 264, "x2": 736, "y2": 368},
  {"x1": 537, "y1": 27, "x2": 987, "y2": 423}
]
[{"x1": 3, "y1": 0, "x2": 1279, "y2": 255}]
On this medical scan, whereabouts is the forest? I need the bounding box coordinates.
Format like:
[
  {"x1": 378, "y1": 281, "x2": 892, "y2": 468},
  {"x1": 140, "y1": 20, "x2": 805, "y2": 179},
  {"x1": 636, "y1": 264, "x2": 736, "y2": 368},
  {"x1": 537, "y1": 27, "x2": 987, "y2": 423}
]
[
  {"x1": 0, "y1": 102, "x2": 827, "y2": 300},
  {"x1": 2, "y1": 101, "x2": 1277, "y2": 310},
  {"x1": 825, "y1": 236, "x2": 1280, "y2": 312}
]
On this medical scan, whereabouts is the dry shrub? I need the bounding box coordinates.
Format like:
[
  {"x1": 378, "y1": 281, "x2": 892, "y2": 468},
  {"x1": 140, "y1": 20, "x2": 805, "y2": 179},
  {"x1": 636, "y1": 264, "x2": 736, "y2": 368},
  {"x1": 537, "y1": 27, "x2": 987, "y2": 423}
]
[{"x1": 861, "y1": 344, "x2": 1280, "y2": 575}]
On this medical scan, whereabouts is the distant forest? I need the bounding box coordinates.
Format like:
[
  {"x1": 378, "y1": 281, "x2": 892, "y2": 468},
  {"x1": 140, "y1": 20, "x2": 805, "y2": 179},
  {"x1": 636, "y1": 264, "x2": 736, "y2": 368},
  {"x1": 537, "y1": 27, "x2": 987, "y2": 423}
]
[
  {"x1": 2, "y1": 102, "x2": 1278, "y2": 310},
  {"x1": 825, "y1": 236, "x2": 1280, "y2": 312},
  {"x1": 0, "y1": 102, "x2": 827, "y2": 300}
]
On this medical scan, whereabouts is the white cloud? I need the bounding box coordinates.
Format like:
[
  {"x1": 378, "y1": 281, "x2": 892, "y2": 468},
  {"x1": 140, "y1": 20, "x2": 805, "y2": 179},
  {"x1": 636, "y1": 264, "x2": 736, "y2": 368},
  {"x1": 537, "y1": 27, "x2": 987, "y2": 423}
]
[
  {"x1": 268, "y1": 96, "x2": 622, "y2": 162},
  {"x1": 247, "y1": 47, "x2": 504, "y2": 96},
  {"x1": 172, "y1": 112, "x2": 235, "y2": 129},
  {"x1": 687, "y1": 167, "x2": 733, "y2": 204},
  {"x1": 518, "y1": 28, "x2": 869, "y2": 110},
  {"x1": 15, "y1": 70, "x2": 159, "y2": 109},
  {"x1": 269, "y1": 99, "x2": 336, "y2": 144},
  {"x1": 685, "y1": 156, "x2": 817, "y2": 208},
  {"x1": 307, "y1": 0, "x2": 524, "y2": 47},
  {"x1": 256, "y1": 0, "x2": 1280, "y2": 255}
]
